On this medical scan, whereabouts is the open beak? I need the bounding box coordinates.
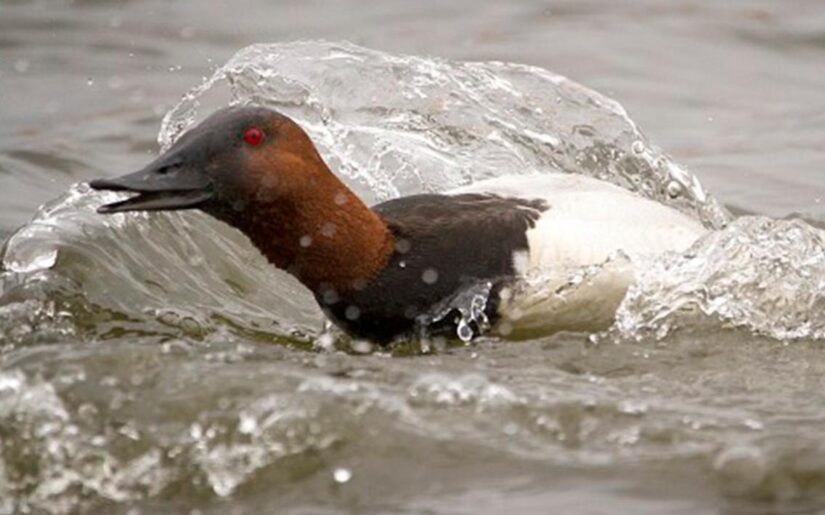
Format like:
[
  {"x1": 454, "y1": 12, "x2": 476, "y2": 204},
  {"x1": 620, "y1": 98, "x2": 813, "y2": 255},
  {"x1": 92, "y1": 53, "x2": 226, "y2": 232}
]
[{"x1": 89, "y1": 154, "x2": 213, "y2": 214}]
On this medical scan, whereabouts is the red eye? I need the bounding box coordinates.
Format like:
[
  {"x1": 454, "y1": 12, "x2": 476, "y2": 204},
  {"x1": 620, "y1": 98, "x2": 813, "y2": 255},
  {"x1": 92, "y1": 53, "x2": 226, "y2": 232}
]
[{"x1": 243, "y1": 127, "x2": 264, "y2": 146}]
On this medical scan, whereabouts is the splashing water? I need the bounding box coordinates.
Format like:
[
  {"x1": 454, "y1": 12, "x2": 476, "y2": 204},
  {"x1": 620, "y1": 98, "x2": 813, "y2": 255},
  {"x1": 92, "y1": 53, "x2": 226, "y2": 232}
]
[
  {"x1": 160, "y1": 41, "x2": 729, "y2": 229},
  {"x1": 2, "y1": 40, "x2": 822, "y2": 347},
  {"x1": 609, "y1": 217, "x2": 825, "y2": 342}
]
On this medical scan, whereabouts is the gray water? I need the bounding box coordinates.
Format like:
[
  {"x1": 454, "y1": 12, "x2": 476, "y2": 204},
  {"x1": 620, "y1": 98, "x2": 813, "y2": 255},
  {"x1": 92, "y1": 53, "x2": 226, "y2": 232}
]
[{"x1": 2, "y1": 1, "x2": 825, "y2": 514}]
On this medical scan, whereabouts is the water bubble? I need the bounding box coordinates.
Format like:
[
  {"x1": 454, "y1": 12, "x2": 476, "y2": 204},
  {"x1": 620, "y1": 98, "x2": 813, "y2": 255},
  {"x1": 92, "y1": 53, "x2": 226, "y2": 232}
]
[
  {"x1": 422, "y1": 268, "x2": 439, "y2": 284},
  {"x1": 345, "y1": 305, "x2": 361, "y2": 320},
  {"x1": 666, "y1": 180, "x2": 683, "y2": 199},
  {"x1": 618, "y1": 399, "x2": 648, "y2": 416},
  {"x1": 713, "y1": 445, "x2": 767, "y2": 494},
  {"x1": 332, "y1": 467, "x2": 352, "y2": 484},
  {"x1": 322, "y1": 288, "x2": 339, "y2": 304},
  {"x1": 456, "y1": 318, "x2": 473, "y2": 342},
  {"x1": 631, "y1": 140, "x2": 645, "y2": 155},
  {"x1": 77, "y1": 403, "x2": 98, "y2": 420},
  {"x1": 315, "y1": 332, "x2": 336, "y2": 352},
  {"x1": 119, "y1": 423, "x2": 140, "y2": 441},
  {"x1": 190, "y1": 422, "x2": 203, "y2": 440},
  {"x1": 0, "y1": 373, "x2": 23, "y2": 395},
  {"x1": 351, "y1": 340, "x2": 373, "y2": 354},
  {"x1": 743, "y1": 418, "x2": 763, "y2": 430},
  {"x1": 394, "y1": 238, "x2": 411, "y2": 254},
  {"x1": 238, "y1": 413, "x2": 257, "y2": 434},
  {"x1": 14, "y1": 59, "x2": 30, "y2": 73},
  {"x1": 321, "y1": 222, "x2": 337, "y2": 237},
  {"x1": 5, "y1": 247, "x2": 57, "y2": 273}
]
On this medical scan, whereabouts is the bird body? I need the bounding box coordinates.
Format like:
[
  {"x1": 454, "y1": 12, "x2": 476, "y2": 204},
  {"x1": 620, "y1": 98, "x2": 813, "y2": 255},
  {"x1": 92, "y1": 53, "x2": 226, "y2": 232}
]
[{"x1": 90, "y1": 106, "x2": 706, "y2": 343}]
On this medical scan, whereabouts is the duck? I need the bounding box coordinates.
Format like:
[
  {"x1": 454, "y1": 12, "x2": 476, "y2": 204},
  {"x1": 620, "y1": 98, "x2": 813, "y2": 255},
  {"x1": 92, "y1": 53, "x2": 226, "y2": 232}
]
[{"x1": 90, "y1": 106, "x2": 707, "y2": 344}]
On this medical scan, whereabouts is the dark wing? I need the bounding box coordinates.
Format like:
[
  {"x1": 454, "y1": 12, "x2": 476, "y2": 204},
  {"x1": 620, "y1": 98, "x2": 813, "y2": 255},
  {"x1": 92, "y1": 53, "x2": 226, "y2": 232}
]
[{"x1": 318, "y1": 193, "x2": 548, "y2": 343}]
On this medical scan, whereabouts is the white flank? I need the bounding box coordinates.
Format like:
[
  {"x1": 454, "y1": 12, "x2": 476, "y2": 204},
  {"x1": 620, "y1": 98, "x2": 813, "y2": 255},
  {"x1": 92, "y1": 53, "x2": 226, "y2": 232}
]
[{"x1": 449, "y1": 173, "x2": 708, "y2": 338}]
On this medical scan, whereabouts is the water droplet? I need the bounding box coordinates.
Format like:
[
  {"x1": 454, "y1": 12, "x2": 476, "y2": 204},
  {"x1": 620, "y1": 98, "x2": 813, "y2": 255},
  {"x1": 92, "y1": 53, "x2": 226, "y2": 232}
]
[
  {"x1": 618, "y1": 399, "x2": 648, "y2": 416},
  {"x1": 631, "y1": 140, "x2": 645, "y2": 155},
  {"x1": 86, "y1": 77, "x2": 95, "y2": 86},
  {"x1": 78, "y1": 403, "x2": 98, "y2": 420},
  {"x1": 345, "y1": 305, "x2": 361, "y2": 320},
  {"x1": 322, "y1": 288, "x2": 339, "y2": 304},
  {"x1": 422, "y1": 268, "x2": 439, "y2": 284},
  {"x1": 315, "y1": 332, "x2": 336, "y2": 352},
  {"x1": 713, "y1": 445, "x2": 766, "y2": 493},
  {"x1": 334, "y1": 192, "x2": 348, "y2": 205},
  {"x1": 456, "y1": 318, "x2": 473, "y2": 342},
  {"x1": 300, "y1": 235, "x2": 313, "y2": 247},
  {"x1": 666, "y1": 180, "x2": 683, "y2": 198},
  {"x1": 321, "y1": 222, "x2": 336, "y2": 237},
  {"x1": 743, "y1": 418, "x2": 763, "y2": 430},
  {"x1": 14, "y1": 59, "x2": 30, "y2": 73},
  {"x1": 332, "y1": 467, "x2": 352, "y2": 484},
  {"x1": 119, "y1": 423, "x2": 140, "y2": 441},
  {"x1": 394, "y1": 238, "x2": 411, "y2": 254},
  {"x1": 399, "y1": 260, "x2": 407, "y2": 269},
  {"x1": 0, "y1": 373, "x2": 23, "y2": 394},
  {"x1": 351, "y1": 340, "x2": 372, "y2": 354},
  {"x1": 5, "y1": 247, "x2": 58, "y2": 273},
  {"x1": 238, "y1": 413, "x2": 257, "y2": 434}
]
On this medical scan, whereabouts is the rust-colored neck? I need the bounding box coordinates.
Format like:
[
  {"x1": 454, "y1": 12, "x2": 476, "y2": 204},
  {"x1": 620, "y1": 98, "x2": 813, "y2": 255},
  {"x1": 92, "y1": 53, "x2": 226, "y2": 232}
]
[{"x1": 226, "y1": 161, "x2": 394, "y2": 295}]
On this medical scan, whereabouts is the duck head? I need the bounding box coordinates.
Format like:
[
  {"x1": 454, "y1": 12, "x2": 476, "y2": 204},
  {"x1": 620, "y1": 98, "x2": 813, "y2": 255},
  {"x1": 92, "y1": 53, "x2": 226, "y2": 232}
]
[
  {"x1": 90, "y1": 106, "x2": 393, "y2": 292},
  {"x1": 93, "y1": 107, "x2": 329, "y2": 220}
]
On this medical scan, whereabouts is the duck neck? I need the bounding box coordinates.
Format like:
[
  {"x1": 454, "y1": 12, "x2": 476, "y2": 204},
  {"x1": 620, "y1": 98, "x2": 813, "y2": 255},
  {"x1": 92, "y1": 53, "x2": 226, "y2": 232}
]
[{"x1": 226, "y1": 179, "x2": 395, "y2": 296}]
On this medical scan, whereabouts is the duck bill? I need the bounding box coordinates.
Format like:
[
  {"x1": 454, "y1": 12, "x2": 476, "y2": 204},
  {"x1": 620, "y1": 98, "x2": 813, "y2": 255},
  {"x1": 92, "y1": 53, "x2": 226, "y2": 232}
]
[{"x1": 89, "y1": 156, "x2": 213, "y2": 214}]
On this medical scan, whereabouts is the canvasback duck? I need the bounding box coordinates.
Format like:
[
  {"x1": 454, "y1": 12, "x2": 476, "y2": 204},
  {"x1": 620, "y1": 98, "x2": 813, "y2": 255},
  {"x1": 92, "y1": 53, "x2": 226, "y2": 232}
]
[{"x1": 90, "y1": 106, "x2": 707, "y2": 343}]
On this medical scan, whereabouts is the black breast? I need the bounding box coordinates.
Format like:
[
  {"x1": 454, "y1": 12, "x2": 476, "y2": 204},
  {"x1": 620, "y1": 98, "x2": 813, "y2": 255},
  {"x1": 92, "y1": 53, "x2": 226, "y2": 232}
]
[{"x1": 315, "y1": 193, "x2": 548, "y2": 344}]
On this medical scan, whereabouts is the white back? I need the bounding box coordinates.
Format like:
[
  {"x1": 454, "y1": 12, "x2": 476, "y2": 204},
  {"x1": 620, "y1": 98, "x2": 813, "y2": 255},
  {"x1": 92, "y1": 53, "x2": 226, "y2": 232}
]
[
  {"x1": 450, "y1": 173, "x2": 706, "y2": 271},
  {"x1": 449, "y1": 174, "x2": 708, "y2": 337}
]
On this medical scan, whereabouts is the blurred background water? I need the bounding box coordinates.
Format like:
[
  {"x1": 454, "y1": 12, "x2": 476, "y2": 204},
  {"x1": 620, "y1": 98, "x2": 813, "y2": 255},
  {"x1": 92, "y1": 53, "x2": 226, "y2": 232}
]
[{"x1": 1, "y1": 1, "x2": 825, "y2": 514}]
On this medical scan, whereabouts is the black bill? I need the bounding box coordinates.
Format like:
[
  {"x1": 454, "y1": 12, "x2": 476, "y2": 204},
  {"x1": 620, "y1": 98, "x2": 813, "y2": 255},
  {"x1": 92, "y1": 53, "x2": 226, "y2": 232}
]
[{"x1": 89, "y1": 155, "x2": 213, "y2": 214}]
